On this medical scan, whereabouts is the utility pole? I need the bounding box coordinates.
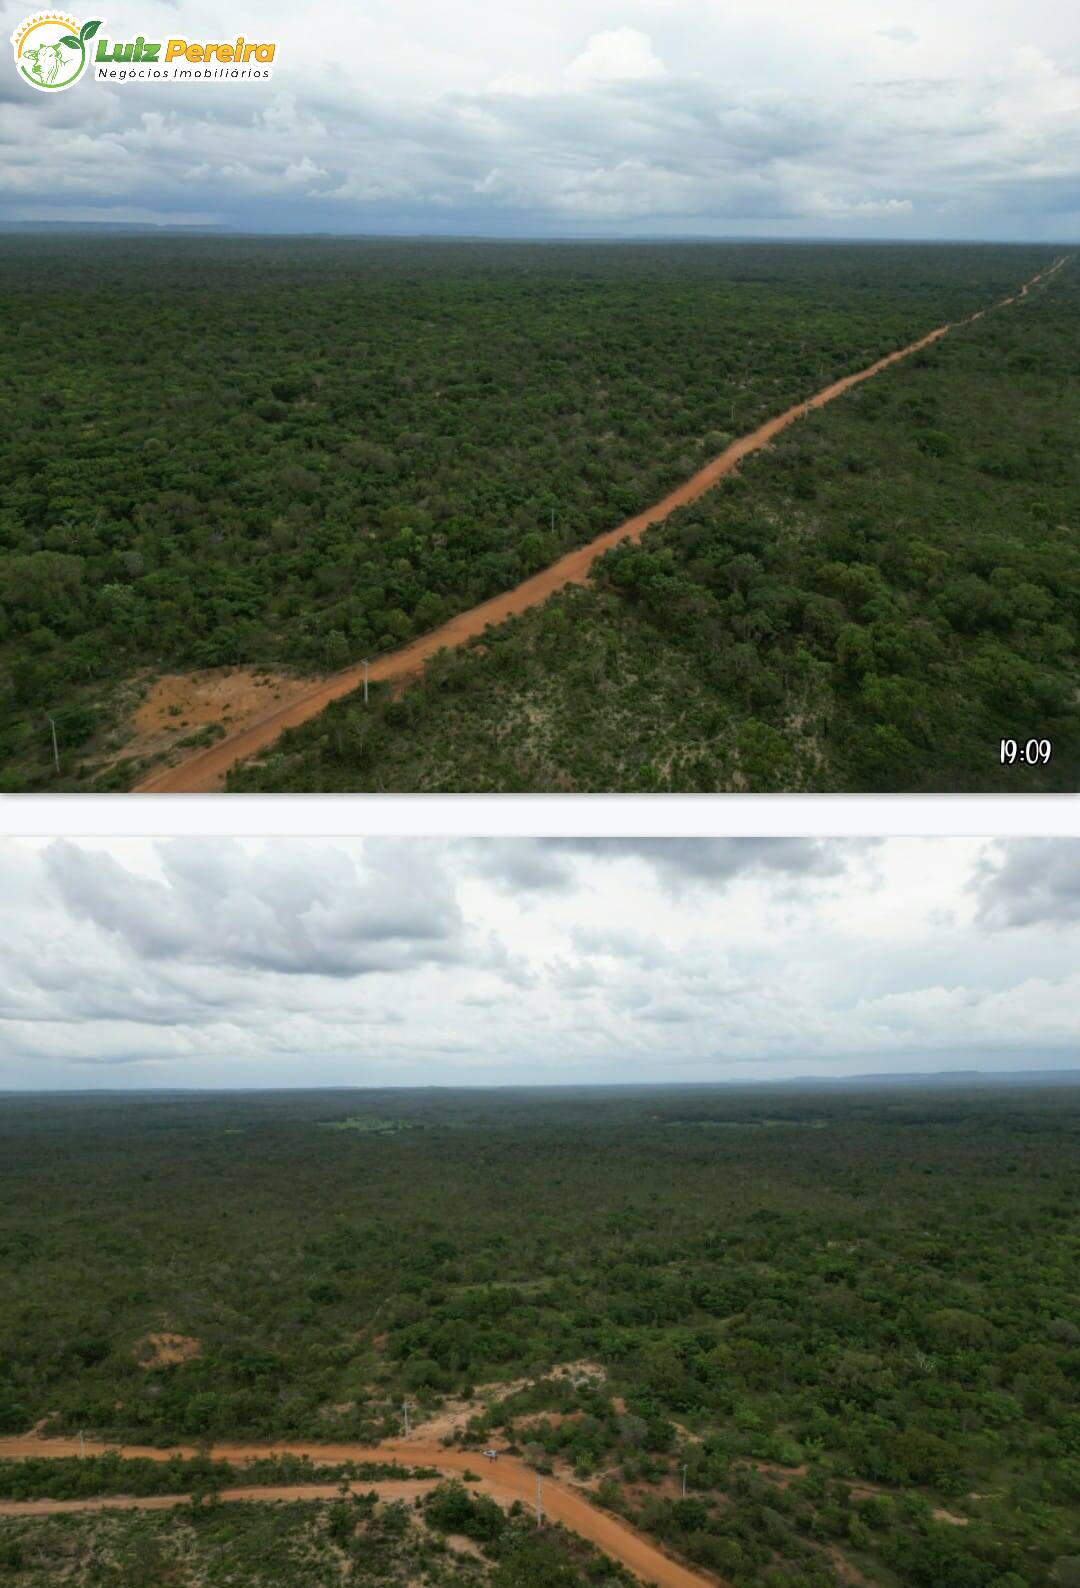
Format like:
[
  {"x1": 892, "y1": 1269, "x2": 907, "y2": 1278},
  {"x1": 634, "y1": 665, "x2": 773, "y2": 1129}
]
[
  {"x1": 79, "y1": 1430, "x2": 85, "y2": 1458},
  {"x1": 47, "y1": 715, "x2": 59, "y2": 773},
  {"x1": 550, "y1": 508, "x2": 555, "y2": 536},
  {"x1": 363, "y1": 659, "x2": 369, "y2": 704},
  {"x1": 681, "y1": 1463, "x2": 687, "y2": 1498},
  {"x1": 536, "y1": 1472, "x2": 543, "y2": 1527},
  {"x1": 402, "y1": 1398, "x2": 410, "y2": 1436}
]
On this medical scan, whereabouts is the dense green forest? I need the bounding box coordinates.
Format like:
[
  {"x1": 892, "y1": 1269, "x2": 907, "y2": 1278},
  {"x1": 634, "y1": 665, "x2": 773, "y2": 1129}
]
[
  {"x1": 2, "y1": 1085, "x2": 1078, "y2": 1586},
  {"x1": 229, "y1": 255, "x2": 1080, "y2": 794},
  {"x1": 0, "y1": 236, "x2": 1068, "y2": 790}
]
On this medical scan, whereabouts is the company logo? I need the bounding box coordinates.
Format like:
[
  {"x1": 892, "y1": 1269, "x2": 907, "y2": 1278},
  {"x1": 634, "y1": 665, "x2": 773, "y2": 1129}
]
[
  {"x1": 11, "y1": 13, "x2": 102, "y2": 91},
  {"x1": 11, "y1": 14, "x2": 276, "y2": 87}
]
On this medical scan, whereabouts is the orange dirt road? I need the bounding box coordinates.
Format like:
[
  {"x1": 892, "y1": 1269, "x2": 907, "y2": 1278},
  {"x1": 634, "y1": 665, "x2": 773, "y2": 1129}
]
[
  {"x1": 135, "y1": 258, "x2": 1067, "y2": 793},
  {"x1": 0, "y1": 1478, "x2": 437, "y2": 1518},
  {"x1": 0, "y1": 1433, "x2": 721, "y2": 1588}
]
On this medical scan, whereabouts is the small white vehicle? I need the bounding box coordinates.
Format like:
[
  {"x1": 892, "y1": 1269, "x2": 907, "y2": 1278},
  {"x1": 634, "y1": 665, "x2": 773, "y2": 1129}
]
[{"x1": 483, "y1": 1448, "x2": 499, "y2": 1461}]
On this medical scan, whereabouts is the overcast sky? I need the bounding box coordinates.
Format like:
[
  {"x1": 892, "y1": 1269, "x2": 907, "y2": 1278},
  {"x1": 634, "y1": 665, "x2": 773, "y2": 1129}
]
[
  {"x1": 3, "y1": 0, "x2": 1078, "y2": 237},
  {"x1": 2, "y1": 836, "x2": 1077, "y2": 1090}
]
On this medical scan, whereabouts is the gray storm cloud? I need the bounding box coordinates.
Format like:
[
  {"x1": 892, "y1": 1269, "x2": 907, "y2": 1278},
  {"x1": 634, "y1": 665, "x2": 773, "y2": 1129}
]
[{"x1": 973, "y1": 839, "x2": 1080, "y2": 929}]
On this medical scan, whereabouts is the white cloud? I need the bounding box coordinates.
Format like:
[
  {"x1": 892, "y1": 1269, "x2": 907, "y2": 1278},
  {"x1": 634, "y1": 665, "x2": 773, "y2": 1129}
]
[
  {"x1": 0, "y1": 1, "x2": 1076, "y2": 236},
  {"x1": 564, "y1": 29, "x2": 668, "y2": 87},
  {"x1": 0, "y1": 839, "x2": 1077, "y2": 1090},
  {"x1": 281, "y1": 155, "x2": 329, "y2": 186},
  {"x1": 799, "y1": 192, "x2": 914, "y2": 219}
]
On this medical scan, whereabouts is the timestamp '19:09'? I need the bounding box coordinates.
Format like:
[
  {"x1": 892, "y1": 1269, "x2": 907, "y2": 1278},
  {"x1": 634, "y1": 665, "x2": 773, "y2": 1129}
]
[{"x1": 999, "y1": 738, "x2": 1052, "y2": 766}]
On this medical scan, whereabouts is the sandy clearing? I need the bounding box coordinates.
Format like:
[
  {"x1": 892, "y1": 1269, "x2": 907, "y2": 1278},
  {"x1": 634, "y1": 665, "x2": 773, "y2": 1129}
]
[
  {"x1": 0, "y1": 1432, "x2": 724, "y2": 1588},
  {"x1": 119, "y1": 254, "x2": 1053, "y2": 791},
  {"x1": 135, "y1": 1333, "x2": 201, "y2": 1370},
  {"x1": 401, "y1": 1377, "x2": 533, "y2": 1444},
  {"x1": 128, "y1": 669, "x2": 317, "y2": 767}
]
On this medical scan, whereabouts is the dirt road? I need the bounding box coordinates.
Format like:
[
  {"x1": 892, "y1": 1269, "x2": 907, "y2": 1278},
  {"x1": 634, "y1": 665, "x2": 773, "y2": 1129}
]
[
  {"x1": 135, "y1": 258, "x2": 1067, "y2": 793},
  {"x1": 0, "y1": 1477, "x2": 438, "y2": 1518},
  {"x1": 0, "y1": 1432, "x2": 720, "y2": 1588}
]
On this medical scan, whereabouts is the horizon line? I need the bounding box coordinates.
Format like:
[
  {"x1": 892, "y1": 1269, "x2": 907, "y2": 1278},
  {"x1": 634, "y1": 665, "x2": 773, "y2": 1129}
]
[
  {"x1": 3, "y1": 1068, "x2": 1079, "y2": 1096},
  {"x1": 2, "y1": 224, "x2": 1079, "y2": 246}
]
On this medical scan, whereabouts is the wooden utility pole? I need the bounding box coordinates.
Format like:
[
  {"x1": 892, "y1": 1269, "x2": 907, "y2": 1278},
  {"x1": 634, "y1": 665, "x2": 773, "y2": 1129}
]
[
  {"x1": 48, "y1": 715, "x2": 59, "y2": 773},
  {"x1": 363, "y1": 660, "x2": 369, "y2": 704},
  {"x1": 536, "y1": 1473, "x2": 543, "y2": 1527},
  {"x1": 402, "y1": 1399, "x2": 410, "y2": 1436}
]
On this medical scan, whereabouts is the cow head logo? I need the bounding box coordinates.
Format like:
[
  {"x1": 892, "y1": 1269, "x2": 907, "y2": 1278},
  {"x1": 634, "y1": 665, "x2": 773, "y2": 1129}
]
[{"x1": 11, "y1": 14, "x2": 102, "y2": 90}]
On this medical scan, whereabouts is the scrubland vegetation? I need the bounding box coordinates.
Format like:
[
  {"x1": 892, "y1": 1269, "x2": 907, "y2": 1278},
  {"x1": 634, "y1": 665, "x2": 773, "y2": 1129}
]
[
  {"x1": 0, "y1": 237, "x2": 1069, "y2": 789},
  {"x1": 1, "y1": 1084, "x2": 1078, "y2": 1586},
  {"x1": 0, "y1": 1487, "x2": 617, "y2": 1587}
]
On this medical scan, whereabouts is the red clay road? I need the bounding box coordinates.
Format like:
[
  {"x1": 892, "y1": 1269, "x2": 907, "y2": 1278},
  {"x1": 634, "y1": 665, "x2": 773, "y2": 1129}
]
[
  {"x1": 0, "y1": 1433, "x2": 722, "y2": 1588},
  {"x1": 0, "y1": 1477, "x2": 437, "y2": 1518},
  {"x1": 135, "y1": 258, "x2": 1067, "y2": 793}
]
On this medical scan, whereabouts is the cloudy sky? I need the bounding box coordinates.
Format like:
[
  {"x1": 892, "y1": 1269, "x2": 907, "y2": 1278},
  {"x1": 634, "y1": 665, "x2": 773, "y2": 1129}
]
[
  {"x1": 3, "y1": 0, "x2": 1078, "y2": 237},
  {"x1": 2, "y1": 836, "x2": 1078, "y2": 1090}
]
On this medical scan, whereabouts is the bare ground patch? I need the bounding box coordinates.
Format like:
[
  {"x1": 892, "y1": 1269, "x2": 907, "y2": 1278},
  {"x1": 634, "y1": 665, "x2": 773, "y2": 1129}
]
[
  {"x1": 444, "y1": 1533, "x2": 486, "y2": 1560},
  {"x1": 404, "y1": 1362, "x2": 606, "y2": 1446},
  {"x1": 746, "y1": 1460, "x2": 808, "y2": 1489},
  {"x1": 513, "y1": 1411, "x2": 583, "y2": 1432},
  {"x1": 136, "y1": 1333, "x2": 201, "y2": 1370},
  {"x1": 126, "y1": 667, "x2": 319, "y2": 769},
  {"x1": 548, "y1": 1360, "x2": 606, "y2": 1387}
]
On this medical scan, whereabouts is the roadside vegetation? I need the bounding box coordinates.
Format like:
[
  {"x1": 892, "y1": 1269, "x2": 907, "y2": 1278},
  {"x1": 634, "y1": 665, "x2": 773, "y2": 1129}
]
[
  {"x1": 0, "y1": 1453, "x2": 435, "y2": 1502},
  {"x1": 1, "y1": 1085, "x2": 1077, "y2": 1586},
  {"x1": 231, "y1": 259, "x2": 1079, "y2": 793},
  {"x1": 0, "y1": 1486, "x2": 621, "y2": 1587},
  {"x1": 0, "y1": 236, "x2": 1064, "y2": 789}
]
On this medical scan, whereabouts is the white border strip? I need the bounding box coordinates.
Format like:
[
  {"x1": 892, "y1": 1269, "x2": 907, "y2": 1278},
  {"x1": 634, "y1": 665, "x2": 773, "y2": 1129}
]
[{"x1": 1, "y1": 792, "x2": 1075, "y2": 838}]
